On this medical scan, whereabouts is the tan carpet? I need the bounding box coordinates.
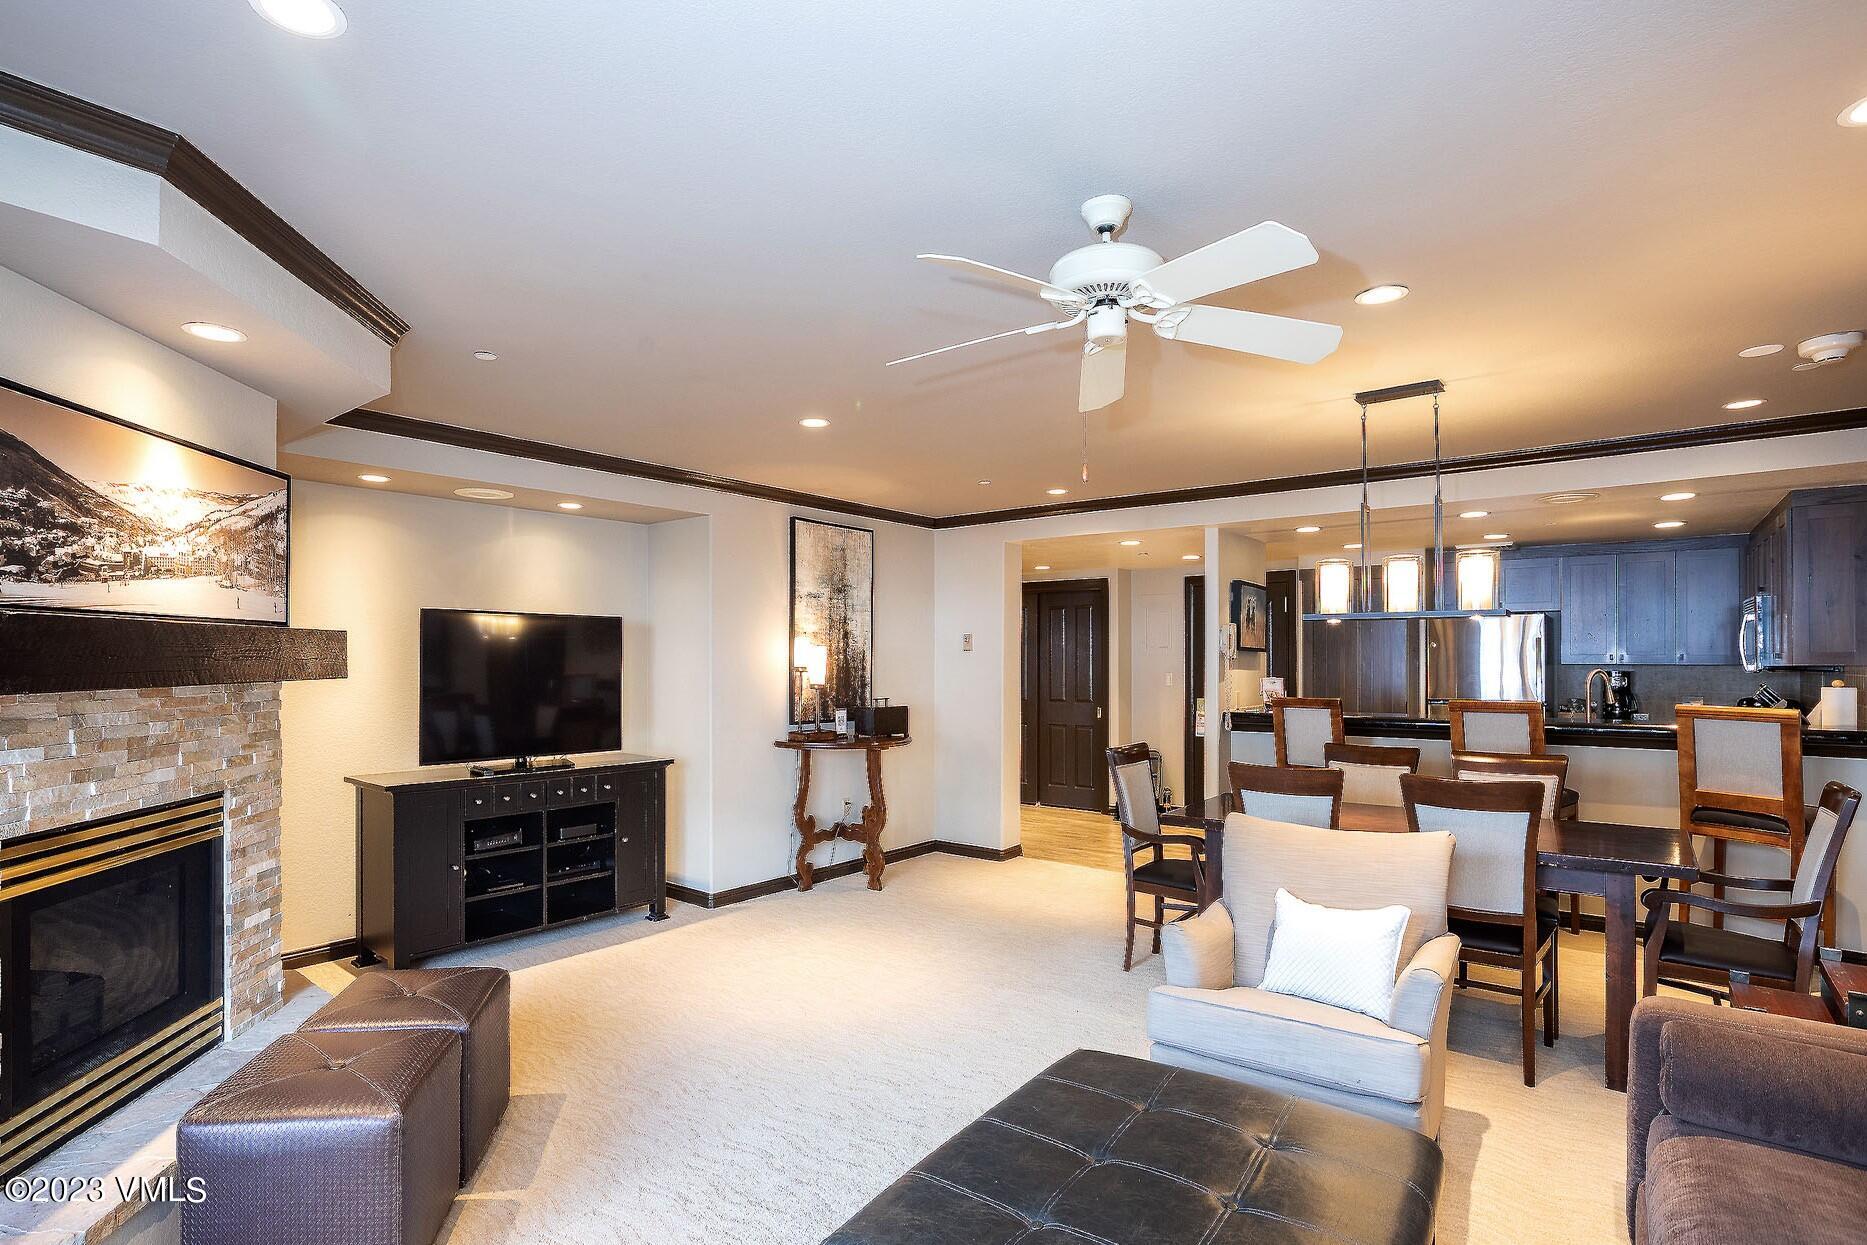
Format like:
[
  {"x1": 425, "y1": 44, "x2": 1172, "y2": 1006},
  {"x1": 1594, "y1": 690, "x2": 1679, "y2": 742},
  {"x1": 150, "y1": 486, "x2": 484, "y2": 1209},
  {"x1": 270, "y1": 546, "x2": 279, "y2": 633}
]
[{"x1": 305, "y1": 853, "x2": 1638, "y2": 1244}]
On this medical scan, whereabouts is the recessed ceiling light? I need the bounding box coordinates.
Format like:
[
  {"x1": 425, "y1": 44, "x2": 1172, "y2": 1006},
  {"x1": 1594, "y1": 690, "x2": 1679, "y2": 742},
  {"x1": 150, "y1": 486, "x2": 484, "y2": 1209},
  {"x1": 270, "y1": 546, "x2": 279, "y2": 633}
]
[
  {"x1": 976, "y1": 479, "x2": 991, "y2": 486},
  {"x1": 1653, "y1": 520, "x2": 1685, "y2": 530},
  {"x1": 182, "y1": 321, "x2": 246, "y2": 343},
  {"x1": 454, "y1": 487, "x2": 514, "y2": 501},
  {"x1": 1344, "y1": 542, "x2": 1362, "y2": 550},
  {"x1": 1295, "y1": 525, "x2": 1321, "y2": 534},
  {"x1": 1660, "y1": 491, "x2": 1697, "y2": 502},
  {"x1": 1182, "y1": 553, "x2": 1201, "y2": 561},
  {"x1": 1839, "y1": 96, "x2": 1867, "y2": 127},
  {"x1": 1046, "y1": 488, "x2": 1069, "y2": 496},
  {"x1": 1458, "y1": 510, "x2": 1489, "y2": 519},
  {"x1": 249, "y1": 0, "x2": 346, "y2": 39},
  {"x1": 1539, "y1": 491, "x2": 1600, "y2": 505},
  {"x1": 1355, "y1": 284, "x2": 1410, "y2": 305},
  {"x1": 1483, "y1": 533, "x2": 1510, "y2": 542},
  {"x1": 1738, "y1": 343, "x2": 1783, "y2": 358},
  {"x1": 1723, "y1": 398, "x2": 1765, "y2": 410},
  {"x1": 1118, "y1": 539, "x2": 1142, "y2": 547},
  {"x1": 471, "y1": 350, "x2": 498, "y2": 362},
  {"x1": 557, "y1": 501, "x2": 583, "y2": 510},
  {"x1": 799, "y1": 417, "x2": 830, "y2": 429},
  {"x1": 1033, "y1": 564, "x2": 1051, "y2": 571},
  {"x1": 356, "y1": 473, "x2": 390, "y2": 484}
]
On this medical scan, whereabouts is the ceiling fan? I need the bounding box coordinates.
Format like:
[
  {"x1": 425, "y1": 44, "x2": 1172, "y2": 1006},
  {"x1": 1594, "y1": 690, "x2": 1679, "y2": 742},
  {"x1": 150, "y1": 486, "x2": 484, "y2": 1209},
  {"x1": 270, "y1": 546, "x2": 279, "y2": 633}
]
[{"x1": 888, "y1": 195, "x2": 1343, "y2": 413}]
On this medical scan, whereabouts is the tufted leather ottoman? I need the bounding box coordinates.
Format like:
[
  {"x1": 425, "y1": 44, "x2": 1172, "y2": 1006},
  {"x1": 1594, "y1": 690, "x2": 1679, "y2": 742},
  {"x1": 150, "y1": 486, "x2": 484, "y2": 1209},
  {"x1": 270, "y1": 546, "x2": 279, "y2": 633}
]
[
  {"x1": 178, "y1": 1029, "x2": 459, "y2": 1245},
  {"x1": 299, "y1": 967, "x2": 510, "y2": 1183},
  {"x1": 824, "y1": 1049, "x2": 1442, "y2": 1245}
]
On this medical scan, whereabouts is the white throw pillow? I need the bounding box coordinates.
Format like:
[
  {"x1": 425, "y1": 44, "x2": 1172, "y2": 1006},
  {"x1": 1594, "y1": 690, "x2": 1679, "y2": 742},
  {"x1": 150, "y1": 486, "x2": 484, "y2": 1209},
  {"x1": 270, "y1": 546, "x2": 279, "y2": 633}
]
[{"x1": 1258, "y1": 887, "x2": 1411, "y2": 1020}]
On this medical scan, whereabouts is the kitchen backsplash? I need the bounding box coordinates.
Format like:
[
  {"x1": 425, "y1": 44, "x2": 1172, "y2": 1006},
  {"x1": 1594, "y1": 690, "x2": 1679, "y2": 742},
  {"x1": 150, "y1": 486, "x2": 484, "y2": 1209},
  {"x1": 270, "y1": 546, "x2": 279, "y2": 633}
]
[{"x1": 1552, "y1": 663, "x2": 1866, "y2": 715}]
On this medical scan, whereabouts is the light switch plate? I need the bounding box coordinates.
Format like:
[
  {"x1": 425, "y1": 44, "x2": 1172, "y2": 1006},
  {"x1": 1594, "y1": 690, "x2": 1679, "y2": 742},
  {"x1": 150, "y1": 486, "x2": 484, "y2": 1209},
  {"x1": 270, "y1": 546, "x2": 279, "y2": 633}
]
[{"x1": 962, "y1": 632, "x2": 973, "y2": 651}]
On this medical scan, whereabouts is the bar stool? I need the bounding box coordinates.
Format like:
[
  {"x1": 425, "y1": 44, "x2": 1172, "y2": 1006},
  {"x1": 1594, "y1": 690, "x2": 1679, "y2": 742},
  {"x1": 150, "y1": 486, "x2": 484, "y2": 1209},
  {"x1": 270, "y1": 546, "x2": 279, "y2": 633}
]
[
  {"x1": 1447, "y1": 699, "x2": 1546, "y2": 757},
  {"x1": 1268, "y1": 696, "x2": 1344, "y2": 767},
  {"x1": 1674, "y1": 705, "x2": 1808, "y2": 936}
]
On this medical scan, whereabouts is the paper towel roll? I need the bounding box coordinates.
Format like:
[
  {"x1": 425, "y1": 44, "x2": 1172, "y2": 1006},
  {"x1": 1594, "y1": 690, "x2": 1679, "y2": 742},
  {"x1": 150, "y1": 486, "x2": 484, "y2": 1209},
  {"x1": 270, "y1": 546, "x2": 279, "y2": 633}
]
[{"x1": 1819, "y1": 684, "x2": 1858, "y2": 732}]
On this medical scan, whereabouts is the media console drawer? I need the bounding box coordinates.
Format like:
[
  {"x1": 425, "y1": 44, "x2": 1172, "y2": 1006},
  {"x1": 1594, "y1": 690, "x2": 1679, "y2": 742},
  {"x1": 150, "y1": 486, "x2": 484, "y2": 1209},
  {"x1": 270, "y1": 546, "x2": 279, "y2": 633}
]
[{"x1": 348, "y1": 756, "x2": 671, "y2": 969}]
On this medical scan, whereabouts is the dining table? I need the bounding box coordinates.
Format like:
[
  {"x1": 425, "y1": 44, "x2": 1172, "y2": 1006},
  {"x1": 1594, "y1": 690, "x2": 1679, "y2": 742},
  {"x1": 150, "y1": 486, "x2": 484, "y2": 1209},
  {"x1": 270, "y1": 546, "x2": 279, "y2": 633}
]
[{"x1": 1159, "y1": 793, "x2": 1700, "y2": 1092}]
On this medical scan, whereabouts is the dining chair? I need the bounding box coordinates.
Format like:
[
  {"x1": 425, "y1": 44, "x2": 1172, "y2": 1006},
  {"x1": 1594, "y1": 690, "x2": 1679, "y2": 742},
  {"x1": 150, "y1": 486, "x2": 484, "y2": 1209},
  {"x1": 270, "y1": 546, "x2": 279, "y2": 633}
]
[
  {"x1": 1454, "y1": 752, "x2": 1584, "y2": 933},
  {"x1": 1641, "y1": 780, "x2": 1860, "y2": 1000},
  {"x1": 1447, "y1": 699, "x2": 1547, "y2": 757},
  {"x1": 1226, "y1": 761, "x2": 1343, "y2": 828},
  {"x1": 1674, "y1": 705, "x2": 1809, "y2": 935},
  {"x1": 1268, "y1": 696, "x2": 1344, "y2": 767},
  {"x1": 1324, "y1": 741, "x2": 1421, "y2": 808},
  {"x1": 1107, "y1": 743, "x2": 1207, "y2": 971},
  {"x1": 1402, "y1": 773, "x2": 1558, "y2": 1086}
]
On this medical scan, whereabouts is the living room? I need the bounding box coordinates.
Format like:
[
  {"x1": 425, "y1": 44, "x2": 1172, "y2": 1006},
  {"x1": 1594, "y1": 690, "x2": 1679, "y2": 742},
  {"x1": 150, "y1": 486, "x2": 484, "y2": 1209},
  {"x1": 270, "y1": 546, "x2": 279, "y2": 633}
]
[{"x1": 2, "y1": 5, "x2": 1866, "y2": 1245}]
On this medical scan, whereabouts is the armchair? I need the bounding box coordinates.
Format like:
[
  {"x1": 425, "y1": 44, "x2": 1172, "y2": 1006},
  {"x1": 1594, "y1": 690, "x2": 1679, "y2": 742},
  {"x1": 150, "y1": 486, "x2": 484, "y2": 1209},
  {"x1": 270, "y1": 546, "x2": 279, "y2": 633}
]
[{"x1": 1150, "y1": 814, "x2": 1458, "y2": 1137}]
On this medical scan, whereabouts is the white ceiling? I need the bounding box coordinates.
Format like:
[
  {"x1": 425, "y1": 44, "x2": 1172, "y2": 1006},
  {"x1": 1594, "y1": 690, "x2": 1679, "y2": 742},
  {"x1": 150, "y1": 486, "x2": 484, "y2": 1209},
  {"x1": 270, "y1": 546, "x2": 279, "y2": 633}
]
[
  {"x1": 279, "y1": 452, "x2": 697, "y2": 525},
  {"x1": 6, "y1": 2, "x2": 1867, "y2": 517}
]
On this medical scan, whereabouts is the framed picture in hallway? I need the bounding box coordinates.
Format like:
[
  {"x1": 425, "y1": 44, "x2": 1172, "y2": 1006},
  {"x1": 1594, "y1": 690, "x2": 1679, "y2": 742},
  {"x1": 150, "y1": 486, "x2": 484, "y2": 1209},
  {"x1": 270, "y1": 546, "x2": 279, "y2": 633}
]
[
  {"x1": 789, "y1": 516, "x2": 873, "y2": 724},
  {"x1": 1231, "y1": 579, "x2": 1268, "y2": 653},
  {"x1": 0, "y1": 379, "x2": 289, "y2": 625}
]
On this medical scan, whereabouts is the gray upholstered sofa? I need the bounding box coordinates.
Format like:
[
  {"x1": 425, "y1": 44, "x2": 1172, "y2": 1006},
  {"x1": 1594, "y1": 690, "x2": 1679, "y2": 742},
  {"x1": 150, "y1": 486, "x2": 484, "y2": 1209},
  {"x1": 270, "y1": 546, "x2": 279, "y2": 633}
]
[
  {"x1": 1628, "y1": 997, "x2": 1867, "y2": 1244},
  {"x1": 1149, "y1": 813, "x2": 1459, "y2": 1137}
]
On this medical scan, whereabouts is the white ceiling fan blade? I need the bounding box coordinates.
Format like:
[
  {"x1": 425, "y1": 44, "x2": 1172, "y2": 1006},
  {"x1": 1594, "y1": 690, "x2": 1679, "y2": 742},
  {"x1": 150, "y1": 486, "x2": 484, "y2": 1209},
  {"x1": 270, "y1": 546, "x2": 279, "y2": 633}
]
[
  {"x1": 1128, "y1": 222, "x2": 1319, "y2": 308},
  {"x1": 1153, "y1": 305, "x2": 1342, "y2": 365},
  {"x1": 916, "y1": 254, "x2": 1082, "y2": 307},
  {"x1": 1078, "y1": 342, "x2": 1126, "y2": 412},
  {"x1": 886, "y1": 316, "x2": 1081, "y2": 367}
]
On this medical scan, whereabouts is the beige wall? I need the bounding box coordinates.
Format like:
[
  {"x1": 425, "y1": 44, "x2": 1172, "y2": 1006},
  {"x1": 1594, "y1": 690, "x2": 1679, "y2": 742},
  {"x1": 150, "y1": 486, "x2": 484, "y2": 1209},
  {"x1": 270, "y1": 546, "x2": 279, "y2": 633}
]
[{"x1": 280, "y1": 482, "x2": 651, "y2": 951}]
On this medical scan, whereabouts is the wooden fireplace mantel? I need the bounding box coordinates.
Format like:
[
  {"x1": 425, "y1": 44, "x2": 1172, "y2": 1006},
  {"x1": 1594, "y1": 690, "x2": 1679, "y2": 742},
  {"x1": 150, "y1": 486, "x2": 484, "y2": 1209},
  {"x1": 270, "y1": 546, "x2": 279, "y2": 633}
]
[{"x1": 0, "y1": 610, "x2": 346, "y2": 694}]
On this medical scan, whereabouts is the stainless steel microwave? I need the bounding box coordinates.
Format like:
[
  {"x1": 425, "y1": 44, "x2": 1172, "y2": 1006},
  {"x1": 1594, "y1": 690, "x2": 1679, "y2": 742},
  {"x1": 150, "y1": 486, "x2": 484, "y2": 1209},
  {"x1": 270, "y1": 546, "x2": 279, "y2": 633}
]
[{"x1": 1739, "y1": 593, "x2": 1782, "y2": 671}]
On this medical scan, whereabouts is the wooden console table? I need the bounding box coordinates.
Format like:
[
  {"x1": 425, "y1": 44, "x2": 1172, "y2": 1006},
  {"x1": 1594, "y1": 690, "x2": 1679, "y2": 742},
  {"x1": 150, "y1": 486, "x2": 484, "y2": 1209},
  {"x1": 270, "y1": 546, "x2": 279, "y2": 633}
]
[{"x1": 775, "y1": 736, "x2": 910, "y2": 891}]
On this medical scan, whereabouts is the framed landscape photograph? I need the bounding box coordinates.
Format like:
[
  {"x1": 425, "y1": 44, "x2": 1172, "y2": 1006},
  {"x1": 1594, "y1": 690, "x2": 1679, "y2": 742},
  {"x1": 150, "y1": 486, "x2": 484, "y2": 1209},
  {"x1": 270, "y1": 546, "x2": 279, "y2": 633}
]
[
  {"x1": 788, "y1": 516, "x2": 873, "y2": 724},
  {"x1": 0, "y1": 379, "x2": 289, "y2": 625}
]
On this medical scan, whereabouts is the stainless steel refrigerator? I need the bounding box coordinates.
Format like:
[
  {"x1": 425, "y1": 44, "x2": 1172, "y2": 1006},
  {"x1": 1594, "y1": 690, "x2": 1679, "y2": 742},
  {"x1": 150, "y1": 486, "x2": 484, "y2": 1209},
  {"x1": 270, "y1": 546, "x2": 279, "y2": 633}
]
[{"x1": 1299, "y1": 613, "x2": 1549, "y2": 714}]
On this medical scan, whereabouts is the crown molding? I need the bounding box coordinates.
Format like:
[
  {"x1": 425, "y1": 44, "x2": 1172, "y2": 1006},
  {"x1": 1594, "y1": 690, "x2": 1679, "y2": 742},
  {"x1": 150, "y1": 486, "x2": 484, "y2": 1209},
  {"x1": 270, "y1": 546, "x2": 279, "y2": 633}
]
[{"x1": 0, "y1": 71, "x2": 409, "y2": 345}]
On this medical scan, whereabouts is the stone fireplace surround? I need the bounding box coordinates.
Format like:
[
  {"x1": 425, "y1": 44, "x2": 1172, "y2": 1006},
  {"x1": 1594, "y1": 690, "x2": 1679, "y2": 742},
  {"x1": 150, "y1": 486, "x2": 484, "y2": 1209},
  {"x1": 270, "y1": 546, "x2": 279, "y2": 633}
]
[{"x1": 0, "y1": 684, "x2": 285, "y2": 1040}]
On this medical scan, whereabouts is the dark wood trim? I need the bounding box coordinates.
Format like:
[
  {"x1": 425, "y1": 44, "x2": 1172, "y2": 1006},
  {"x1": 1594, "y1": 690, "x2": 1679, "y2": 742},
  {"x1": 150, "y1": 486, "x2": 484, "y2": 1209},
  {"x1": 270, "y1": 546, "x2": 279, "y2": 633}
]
[
  {"x1": 1324, "y1": 741, "x2": 1423, "y2": 772},
  {"x1": 0, "y1": 72, "x2": 408, "y2": 345},
  {"x1": 0, "y1": 611, "x2": 346, "y2": 693},
  {"x1": 665, "y1": 840, "x2": 1018, "y2": 909},
  {"x1": 932, "y1": 407, "x2": 1867, "y2": 527},
  {"x1": 332, "y1": 409, "x2": 934, "y2": 527},
  {"x1": 283, "y1": 939, "x2": 361, "y2": 971}
]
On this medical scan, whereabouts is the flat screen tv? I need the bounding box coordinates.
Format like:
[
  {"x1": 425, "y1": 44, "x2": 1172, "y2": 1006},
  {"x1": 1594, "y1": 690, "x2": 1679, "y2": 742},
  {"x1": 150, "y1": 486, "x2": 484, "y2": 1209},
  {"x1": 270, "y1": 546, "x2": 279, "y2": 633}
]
[{"x1": 418, "y1": 608, "x2": 622, "y2": 766}]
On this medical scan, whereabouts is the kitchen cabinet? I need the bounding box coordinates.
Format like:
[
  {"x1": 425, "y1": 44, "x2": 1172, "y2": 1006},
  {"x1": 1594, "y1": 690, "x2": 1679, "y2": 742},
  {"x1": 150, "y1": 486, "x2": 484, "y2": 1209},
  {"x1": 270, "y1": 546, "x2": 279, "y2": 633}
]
[
  {"x1": 1500, "y1": 558, "x2": 1561, "y2": 612},
  {"x1": 1616, "y1": 551, "x2": 1677, "y2": 663},
  {"x1": 1742, "y1": 489, "x2": 1867, "y2": 667},
  {"x1": 1559, "y1": 555, "x2": 1619, "y2": 664},
  {"x1": 1676, "y1": 546, "x2": 1742, "y2": 664}
]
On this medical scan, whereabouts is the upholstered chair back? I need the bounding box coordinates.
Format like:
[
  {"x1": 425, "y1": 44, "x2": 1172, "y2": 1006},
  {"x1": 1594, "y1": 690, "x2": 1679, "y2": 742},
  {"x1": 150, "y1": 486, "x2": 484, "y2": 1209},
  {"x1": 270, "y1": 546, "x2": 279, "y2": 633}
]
[
  {"x1": 1218, "y1": 813, "x2": 1453, "y2": 989},
  {"x1": 1454, "y1": 754, "x2": 1568, "y2": 821},
  {"x1": 1448, "y1": 699, "x2": 1545, "y2": 756},
  {"x1": 1402, "y1": 774, "x2": 1543, "y2": 918},
  {"x1": 1692, "y1": 718, "x2": 1787, "y2": 798},
  {"x1": 1110, "y1": 756, "x2": 1160, "y2": 837},
  {"x1": 1226, "y1": 762, "x2": 1342, "y2": 829},
  {"x1": 1269, "y1": 698, "x2": 1343, "y2": 768},
  {"x1": 1791, "y1": 783, "x2": 1860, "y2": 915},
  {"x1": 1324, "y1": 742, "x2": 1421, "y2": 808}
]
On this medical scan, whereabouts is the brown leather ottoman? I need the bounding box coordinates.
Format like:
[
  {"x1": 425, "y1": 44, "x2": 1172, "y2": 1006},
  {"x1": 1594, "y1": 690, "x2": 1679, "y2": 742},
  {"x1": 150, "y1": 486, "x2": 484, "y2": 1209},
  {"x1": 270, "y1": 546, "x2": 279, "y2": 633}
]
[
  {"x1": 300, "y1": 967, "x2": 510, "y2": 1182},
  {"x1": 178, "y1": 1029, "x2": 459, "y2": 1245}
]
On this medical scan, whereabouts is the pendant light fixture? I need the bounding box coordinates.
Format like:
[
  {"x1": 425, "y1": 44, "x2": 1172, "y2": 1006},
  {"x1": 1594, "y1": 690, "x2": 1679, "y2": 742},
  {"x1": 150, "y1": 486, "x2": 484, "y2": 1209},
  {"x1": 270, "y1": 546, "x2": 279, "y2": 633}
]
[{"x1": 1302, "y1": 379, "x2": 1506, "y2": 620}]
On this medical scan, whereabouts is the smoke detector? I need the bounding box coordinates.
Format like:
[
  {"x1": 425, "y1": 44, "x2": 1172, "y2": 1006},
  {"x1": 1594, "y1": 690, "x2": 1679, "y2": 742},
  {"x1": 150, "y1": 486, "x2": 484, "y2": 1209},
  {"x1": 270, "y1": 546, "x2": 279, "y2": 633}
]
[{"x1": 1794, "y1": 331, "x2": 1864, "y2": 370}]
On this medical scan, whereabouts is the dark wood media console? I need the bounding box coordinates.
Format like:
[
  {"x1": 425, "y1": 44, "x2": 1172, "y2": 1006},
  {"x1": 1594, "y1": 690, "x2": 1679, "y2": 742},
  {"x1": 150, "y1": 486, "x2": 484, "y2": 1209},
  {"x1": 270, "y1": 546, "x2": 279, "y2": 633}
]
[{"x1": 346, "y1": 752, "x2": 672, "y2": 968}]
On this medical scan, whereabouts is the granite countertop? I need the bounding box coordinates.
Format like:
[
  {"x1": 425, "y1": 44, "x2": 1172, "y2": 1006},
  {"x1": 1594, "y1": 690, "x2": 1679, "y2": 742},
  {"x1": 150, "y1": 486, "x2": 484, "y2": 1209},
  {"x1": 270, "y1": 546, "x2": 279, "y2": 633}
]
[{"x1": 1223, "y1": 708, "x2": 1867, "y2": 757}]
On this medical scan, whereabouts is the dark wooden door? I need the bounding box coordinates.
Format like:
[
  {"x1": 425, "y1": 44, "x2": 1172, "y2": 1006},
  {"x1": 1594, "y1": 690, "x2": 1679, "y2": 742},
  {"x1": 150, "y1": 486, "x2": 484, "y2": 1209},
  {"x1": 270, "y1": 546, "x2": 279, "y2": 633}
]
[
  {"x1": 396, "y1": 789, "x2": 463, "y2": 959},
  {"x1": 1184, "y1": 575, "x2": 1205, "y2": 805},
  {"x1": 614, "y1": 771, "x2": 657, "y2": 907},
  {"x1": 1616, "y1": 551, "x2": 1677, "y2": 664},
  {"x1": 1023, "y1": 580, "x2": 1109, "y2": 811}
]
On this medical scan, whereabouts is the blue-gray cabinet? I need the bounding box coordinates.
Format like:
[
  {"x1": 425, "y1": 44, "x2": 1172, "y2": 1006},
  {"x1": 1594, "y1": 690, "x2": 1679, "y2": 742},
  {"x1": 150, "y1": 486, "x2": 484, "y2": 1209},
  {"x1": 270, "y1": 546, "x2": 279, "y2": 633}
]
[
  {"x1": 1675, "y1": 546, "x2": 1742, "y2": 664},
  {"x1": 1558, "y1": 555, "x2": 1619, "y2": 664},
  {"x1": 1617, "y1": 550, "x2": 1678, "y2": 664},
  {"x1": 1536, "y1": 540, "x2": 1742, "y2": 666},
  {"x1": 1499, "y1": 558, "x2": 1561, "y2": 612}
]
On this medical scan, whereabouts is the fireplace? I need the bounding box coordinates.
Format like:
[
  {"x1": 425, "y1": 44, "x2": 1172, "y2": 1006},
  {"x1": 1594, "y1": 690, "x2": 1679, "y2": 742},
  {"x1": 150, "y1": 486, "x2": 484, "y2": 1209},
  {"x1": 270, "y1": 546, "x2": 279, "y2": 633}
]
[{"x1": 0, "y1": 793, "x2": 225, "y2": 1177}]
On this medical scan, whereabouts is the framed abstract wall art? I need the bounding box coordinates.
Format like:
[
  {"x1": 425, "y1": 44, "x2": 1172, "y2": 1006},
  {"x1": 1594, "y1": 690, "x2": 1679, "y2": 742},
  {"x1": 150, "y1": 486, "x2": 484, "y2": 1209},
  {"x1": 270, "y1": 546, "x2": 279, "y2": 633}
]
[{"x1": 788, "y1": 516, "x2": 873, "y2": 724}]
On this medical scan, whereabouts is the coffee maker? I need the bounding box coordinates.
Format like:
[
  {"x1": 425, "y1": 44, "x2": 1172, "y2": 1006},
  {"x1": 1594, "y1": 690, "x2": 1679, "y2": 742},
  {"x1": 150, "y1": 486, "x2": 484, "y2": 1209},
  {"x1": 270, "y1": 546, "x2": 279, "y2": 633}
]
[{"x1": 1600, "y1": 669, "x2": 1638, "y2": 721}]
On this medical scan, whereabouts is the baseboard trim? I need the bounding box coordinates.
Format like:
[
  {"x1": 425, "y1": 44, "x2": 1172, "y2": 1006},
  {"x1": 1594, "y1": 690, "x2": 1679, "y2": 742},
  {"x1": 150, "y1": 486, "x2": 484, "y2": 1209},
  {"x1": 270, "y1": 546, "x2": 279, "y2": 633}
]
[
  {"x1": 667, "y1": 840, "x2": 1019, "y2": 910},
  {"x1": 283, "y1": 938, "x2": 361, "y2": 971}
]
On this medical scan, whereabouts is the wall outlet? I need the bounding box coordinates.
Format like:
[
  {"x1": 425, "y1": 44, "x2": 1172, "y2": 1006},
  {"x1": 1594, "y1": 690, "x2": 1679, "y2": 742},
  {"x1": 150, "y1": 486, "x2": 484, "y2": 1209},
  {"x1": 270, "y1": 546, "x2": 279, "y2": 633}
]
[{"x1": 962, "y1": 633, "x2": 973, "y2": 651}]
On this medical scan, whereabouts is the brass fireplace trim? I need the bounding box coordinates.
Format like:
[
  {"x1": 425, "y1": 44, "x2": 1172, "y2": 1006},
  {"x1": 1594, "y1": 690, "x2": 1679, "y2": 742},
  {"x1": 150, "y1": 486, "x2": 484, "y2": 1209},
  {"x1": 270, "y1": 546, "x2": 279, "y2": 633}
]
[
  {"x1": 0, "y1": 999, "x2": 224, "y2": 1177},
  {"x1": 0, "y1": 799, "x2": 222, "y2": 902}
]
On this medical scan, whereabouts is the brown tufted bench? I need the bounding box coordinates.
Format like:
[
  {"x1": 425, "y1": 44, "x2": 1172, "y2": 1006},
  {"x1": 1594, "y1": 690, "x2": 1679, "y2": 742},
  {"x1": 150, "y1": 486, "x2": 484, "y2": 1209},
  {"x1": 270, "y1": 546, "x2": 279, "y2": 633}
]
[
  {"x1": 178, "y1": 1029, "x2": 459, "y2": 1245},
  {"x1": 824, "y1": 1049, "x2": 1443, "y2": 1245},
  {"x1": 299, "y1": 967, "x2": 511, "y2": 1183}
]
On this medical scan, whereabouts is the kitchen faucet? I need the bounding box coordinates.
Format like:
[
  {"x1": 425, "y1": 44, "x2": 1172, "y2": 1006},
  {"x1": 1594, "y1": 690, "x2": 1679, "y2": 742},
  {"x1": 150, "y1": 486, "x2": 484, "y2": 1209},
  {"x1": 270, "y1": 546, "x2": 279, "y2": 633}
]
[{"x1": 1585, "y1": 668, "x2": 1618, "y2": 721}]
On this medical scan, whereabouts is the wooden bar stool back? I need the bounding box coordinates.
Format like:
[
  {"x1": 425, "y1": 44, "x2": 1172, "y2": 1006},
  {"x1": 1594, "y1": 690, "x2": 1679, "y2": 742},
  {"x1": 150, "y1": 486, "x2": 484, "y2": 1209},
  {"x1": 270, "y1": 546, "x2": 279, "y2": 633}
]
[
  {"x1": 1675, "y1": 705, "x2": 1806, "y2": 932},
  {"x1": 1268, "y1": 697, "x2": 1344, "y2": 768},
  {"x1": 1447, "y1": 699, "x2": 1546, "y2": 757}
]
